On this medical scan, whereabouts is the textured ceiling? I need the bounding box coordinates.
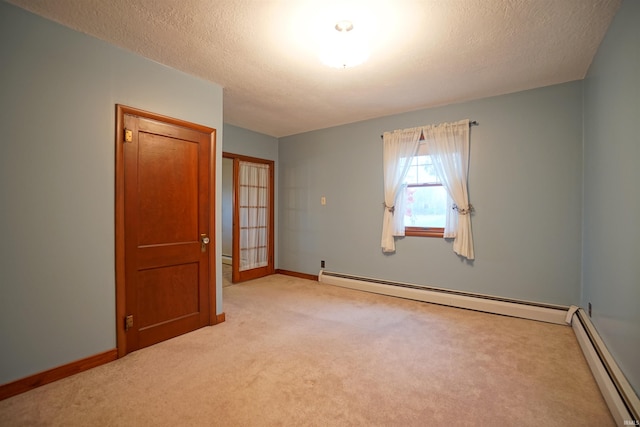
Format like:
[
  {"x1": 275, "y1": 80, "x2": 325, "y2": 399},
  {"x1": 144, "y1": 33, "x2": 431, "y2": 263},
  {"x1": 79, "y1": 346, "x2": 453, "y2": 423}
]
[{"x1": 8, "y1": 0, "x2": 620, "y2": 137}]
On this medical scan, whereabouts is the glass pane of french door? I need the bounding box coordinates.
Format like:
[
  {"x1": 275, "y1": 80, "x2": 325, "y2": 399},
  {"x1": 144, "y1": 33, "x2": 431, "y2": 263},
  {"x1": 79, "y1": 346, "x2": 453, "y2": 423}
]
[{"x1": 238, "y1": 161, "x2": 269, "y2": 271}]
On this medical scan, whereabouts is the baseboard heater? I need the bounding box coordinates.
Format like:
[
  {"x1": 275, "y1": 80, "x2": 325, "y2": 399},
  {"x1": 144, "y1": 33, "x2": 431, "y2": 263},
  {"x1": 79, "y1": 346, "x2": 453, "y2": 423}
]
[
  {"x1": 318, "y1": 270, "x2": 568, "y2": 324},
  {"x1": 571, "y1": 308, "x2": 639, "y2": 425},
  {"x1": 318, "y1": 270, "x2": 639, "y2": 424}
]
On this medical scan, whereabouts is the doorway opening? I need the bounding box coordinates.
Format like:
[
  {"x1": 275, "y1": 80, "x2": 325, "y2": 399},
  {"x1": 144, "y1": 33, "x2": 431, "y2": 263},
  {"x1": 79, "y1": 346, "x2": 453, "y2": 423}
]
[{"x1": 222, "y1": 152, "x2": 275, "y2": 284}]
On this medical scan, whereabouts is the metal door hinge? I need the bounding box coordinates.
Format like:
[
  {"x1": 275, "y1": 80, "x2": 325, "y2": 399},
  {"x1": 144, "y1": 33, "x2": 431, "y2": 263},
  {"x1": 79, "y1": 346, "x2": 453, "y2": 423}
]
[
  {"x1": 124, "y1": 128, "x2": 133, "y2": 143},
  {"x1": 125, "y1": 314, "x2": 133, "y2": 331}
]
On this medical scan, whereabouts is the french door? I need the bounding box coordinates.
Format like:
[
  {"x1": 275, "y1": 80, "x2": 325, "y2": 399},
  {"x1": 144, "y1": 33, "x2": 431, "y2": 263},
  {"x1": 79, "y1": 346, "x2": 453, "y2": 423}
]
[{"x1": 226, "y1": 153, "x2": 274, "y2": 282}]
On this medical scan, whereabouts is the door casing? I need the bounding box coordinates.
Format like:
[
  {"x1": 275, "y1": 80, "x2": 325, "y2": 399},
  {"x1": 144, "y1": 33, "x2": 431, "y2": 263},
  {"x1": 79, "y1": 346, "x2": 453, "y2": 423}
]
[{"x1": 223, "y1": 152, "x2": 275, "y2": 283}]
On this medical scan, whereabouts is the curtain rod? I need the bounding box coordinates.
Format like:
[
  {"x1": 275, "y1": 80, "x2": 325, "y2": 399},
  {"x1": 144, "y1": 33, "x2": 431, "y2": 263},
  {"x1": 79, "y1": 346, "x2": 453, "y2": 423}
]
[{"x1": 380, "y1": 120, "x2": 478, "y2": 139}]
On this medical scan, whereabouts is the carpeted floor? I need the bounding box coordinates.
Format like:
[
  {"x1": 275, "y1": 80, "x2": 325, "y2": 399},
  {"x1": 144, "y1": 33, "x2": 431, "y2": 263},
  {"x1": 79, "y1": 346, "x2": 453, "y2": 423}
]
[
  {"x1": 0, "y1": 273, "x2": 614, "y2": 426},
  {"x1": 222, "y1": 263, "x2": 233, "y2": 287}
]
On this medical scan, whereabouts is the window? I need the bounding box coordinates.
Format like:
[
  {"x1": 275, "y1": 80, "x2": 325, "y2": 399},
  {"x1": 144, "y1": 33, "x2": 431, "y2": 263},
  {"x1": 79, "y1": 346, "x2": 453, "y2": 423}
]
[
  {"x1": 403, "y1": 144, "x2": 447, "y2": 238},
  {"x1": 381, "y1": 119, "x2": 473, "y2": 257}
]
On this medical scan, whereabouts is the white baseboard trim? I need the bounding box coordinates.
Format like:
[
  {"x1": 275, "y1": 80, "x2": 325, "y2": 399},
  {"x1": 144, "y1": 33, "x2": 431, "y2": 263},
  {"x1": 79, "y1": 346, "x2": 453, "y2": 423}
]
[
  {"x1": 317, "y1": 270, "x2": 639, "y2": 424},
  {"x1": 222, "y1": 255, "x2": 232, "y2": 265},
  {"x1": 318, "y1": 270, "x2": 568, "y2": 325},
  {"x1": 571, "y1": 309, "x2": 639, "y2": 425}
]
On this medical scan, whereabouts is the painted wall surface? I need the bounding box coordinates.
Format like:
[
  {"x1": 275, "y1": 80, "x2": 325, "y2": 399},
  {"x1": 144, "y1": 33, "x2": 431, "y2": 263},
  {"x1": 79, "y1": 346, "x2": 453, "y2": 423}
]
[
  {"x1": 0, "y1": 3, "x2": 223, "y2": 384},
  {"x1": 222, "y1": 124, "x2": 279, "y2": 267},
  {"x1": 279, "y1": 82, "x2": 583, "y2": 306},
  {"x1": 223, "y1": 124, "x2": 279, "y2": 162},
  {"x1": 222, "y1": 158, "x2": 233, "y2": 257},
  {"x1": 582, "y1": 0, "x2": 640, "y2": 394}
]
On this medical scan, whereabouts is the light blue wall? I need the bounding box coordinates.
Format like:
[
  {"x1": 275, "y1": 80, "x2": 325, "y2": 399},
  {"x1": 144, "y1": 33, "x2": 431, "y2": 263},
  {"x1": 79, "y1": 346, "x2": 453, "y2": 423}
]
[
  {"x1": 223, "y1": 124, "x2": 279, "y2": 162},
  {"x1": 582, "y1": 0, "x2": 639, "y2": 395},
  {"x1": 279, "y1": 81, "x2": 583, "y2": 306},
  {"x1": 222, "y1": 158, "x2": 234, "y2": 257},
  {"x1": 222, "y1": 124, "x2": 279, "y2": 267},
  {"x1": 0, "y1": 3, "x2": 223, "y2": 384}
]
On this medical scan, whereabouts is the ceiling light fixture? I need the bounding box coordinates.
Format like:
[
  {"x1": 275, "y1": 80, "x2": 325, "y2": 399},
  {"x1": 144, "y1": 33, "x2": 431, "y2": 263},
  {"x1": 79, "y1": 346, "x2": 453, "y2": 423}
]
[
  {"x1": 319, "y1": 19, "x2": 369, "y2": 69},
  {"x1": 335, "y1": 20, "x2": 354, "y2": 32}
]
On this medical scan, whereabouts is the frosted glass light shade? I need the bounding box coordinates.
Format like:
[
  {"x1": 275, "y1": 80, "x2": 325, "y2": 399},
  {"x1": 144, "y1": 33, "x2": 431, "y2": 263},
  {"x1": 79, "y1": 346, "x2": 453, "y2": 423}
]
[{"x1": 318, "y1": 21, "x2": 369, "y2": 68}]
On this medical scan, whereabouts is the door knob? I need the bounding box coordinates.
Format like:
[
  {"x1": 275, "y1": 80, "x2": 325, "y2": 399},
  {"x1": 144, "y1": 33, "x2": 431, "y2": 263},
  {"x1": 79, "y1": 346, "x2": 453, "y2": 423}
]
[{"x1": 200, "y1": 234, "x2": 210, "y2": 252}]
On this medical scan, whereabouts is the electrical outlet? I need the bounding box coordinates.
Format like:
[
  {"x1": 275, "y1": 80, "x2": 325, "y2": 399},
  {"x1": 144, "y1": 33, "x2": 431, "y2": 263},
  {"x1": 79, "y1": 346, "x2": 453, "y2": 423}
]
[
  {"x1": 588, "y1": 302, "x2": 592, "y2": 317},
  {"x1": 321, "y1": 260, "x2": 325, "y2": 268}
]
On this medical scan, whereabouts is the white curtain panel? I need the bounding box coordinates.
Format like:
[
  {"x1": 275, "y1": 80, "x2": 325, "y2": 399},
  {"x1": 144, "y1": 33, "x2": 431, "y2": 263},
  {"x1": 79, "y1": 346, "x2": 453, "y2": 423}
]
[
  {"x1": 239, "y1": 161, "x2": 269, "y2": 271},
  {"x1": 381, "y1": 128, "x2": 421, "y2": 253},
  {"x1": 423, "y1": 119, "x2": 474, "y2": 260}
]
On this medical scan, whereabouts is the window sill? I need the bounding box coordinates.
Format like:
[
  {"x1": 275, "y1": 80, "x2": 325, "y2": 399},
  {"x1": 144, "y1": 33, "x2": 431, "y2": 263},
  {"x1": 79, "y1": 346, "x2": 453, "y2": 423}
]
[{"x1": 405, "y1": 227, "x2": 444, "y2": 238}]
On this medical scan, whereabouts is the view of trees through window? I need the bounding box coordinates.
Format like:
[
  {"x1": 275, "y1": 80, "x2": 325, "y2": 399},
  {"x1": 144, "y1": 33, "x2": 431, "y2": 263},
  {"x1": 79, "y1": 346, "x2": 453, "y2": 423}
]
[{"x1": 403, "y1": 155, "x2": 447, "y2": 229}]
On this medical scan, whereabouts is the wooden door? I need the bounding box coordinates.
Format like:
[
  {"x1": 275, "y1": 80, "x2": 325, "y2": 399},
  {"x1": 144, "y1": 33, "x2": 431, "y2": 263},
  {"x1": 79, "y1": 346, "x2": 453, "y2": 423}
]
[
  {"x1": 226, "y1": 154, "x2": 274, "y2": 283},
  {"x1": 116, "y1": 105, "x2": 216, "y2": 356}
]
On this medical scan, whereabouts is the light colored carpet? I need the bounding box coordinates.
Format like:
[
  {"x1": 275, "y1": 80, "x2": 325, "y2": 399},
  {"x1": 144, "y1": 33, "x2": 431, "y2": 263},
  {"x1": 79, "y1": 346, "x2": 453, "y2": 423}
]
[
  {"x1": 0, "y1": 274, "x2": 614, "y2": 426},
  {"x1": 222, "y1": 263, "x2": 233, "y2": 287}
]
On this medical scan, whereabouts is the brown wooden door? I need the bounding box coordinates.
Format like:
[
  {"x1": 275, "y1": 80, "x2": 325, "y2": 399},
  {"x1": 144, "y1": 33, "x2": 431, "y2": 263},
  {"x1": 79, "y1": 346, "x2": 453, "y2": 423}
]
[{"x1": 116, "y1": 106, "x2": 215, "y2": 355}]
